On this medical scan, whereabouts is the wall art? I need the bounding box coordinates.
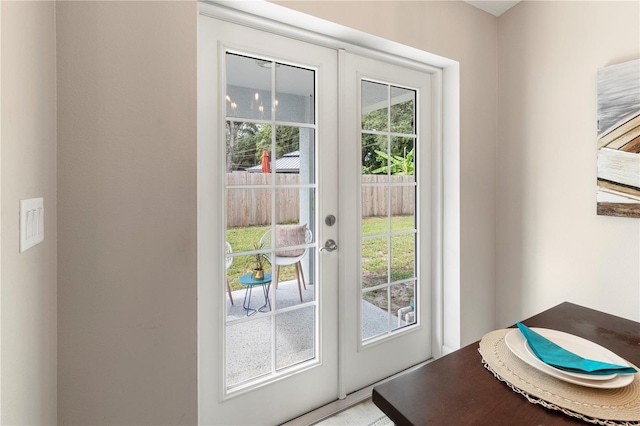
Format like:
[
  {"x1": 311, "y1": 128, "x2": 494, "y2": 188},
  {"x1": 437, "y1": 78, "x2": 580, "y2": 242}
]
[{"x1": 597, "y1": 59, "x2": 640, "y2": 218}]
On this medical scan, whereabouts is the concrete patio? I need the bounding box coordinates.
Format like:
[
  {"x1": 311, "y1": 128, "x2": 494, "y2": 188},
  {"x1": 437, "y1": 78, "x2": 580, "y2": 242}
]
[{"x1": 225, "y1": 279, "x2": 402, "y2": 387}]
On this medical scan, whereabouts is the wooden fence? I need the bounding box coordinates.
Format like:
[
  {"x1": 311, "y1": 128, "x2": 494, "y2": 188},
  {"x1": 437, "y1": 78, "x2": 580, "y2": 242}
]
[
  {"x1": 226, "y1": 173, "x2": 415, "y2": 227},
  {"x1": 361, "y1": 174, "x2": 415, "y2": 217}
]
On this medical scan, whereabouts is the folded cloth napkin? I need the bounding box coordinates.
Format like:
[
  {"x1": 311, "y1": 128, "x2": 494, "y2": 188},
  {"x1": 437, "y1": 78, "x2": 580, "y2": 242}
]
[{"x1": 516, "y1": 323, "x2": 637, "y2": 375}]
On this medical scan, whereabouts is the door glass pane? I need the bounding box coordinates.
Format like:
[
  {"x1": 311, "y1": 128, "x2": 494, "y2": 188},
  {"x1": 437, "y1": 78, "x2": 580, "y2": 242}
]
[
  {"x1": 224, "y1": 51, "x2": 318, "y2": 392},
  {"x1": 362, "y1": 134, "x2": 388, "y2": 179},
  {"x1": 226, "y1": 54, "x2": 272, "y2": 121},
  {"x1": 390, "y1": 86, "x2": 415, "y2": 134},
  {"x1": 226, "y1": 317, "x2": 272, "y2": 387},
  {"x1": 390, "y1": 136, "x2": 415, "y2": 182},
  {"x1": 360, "y1": 80, "x2": 418, "y2": 343},
  {"x1": 225, "y1": 252, "x2": 273, "y2": 319},
  {"x1": 226, "y1": 188, "x2": 271, "y2": 245},
  {"x1": 276, "y1": 307, "x2": 315, "y2": 369},
  {"x1": 391, "y1": 234, "x2": 415, "y2": 282},
  {"x1": 274, "y1": 126, "x2": 315, "y2": 184},
  {"x1": 361, "y1": 237, "x2": 388, "y2": 289},
  {"x1": 392, "y1": 281, "x2": 416, "y2": 331},
  {"x1": 274, "y1": 187, "x2": 298, "y2": 225},
  {"x1": 226, "y1": 121, "x2": 272, "y2": 176},
  {"x1": 276, "y1": 64, "x2": 315, "y2": 124},
  {"x1": 362, "y1": 288, "x2": 388, "y2": 340},
  {"x1": 361, "y1": 190, "x2": 388, "y2": 237},
  {"x1": 390, "y1": 189, "x2": 414, "y2": 232},
  {"x1": 362, "y1": 81, "x2": 388, "y2": 132}
]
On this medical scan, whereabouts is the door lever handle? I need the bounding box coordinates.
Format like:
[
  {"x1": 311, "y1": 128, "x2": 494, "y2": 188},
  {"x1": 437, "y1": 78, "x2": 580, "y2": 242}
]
[{"x1": 319, "y1": 239, "x2": 338, "y2": 252}]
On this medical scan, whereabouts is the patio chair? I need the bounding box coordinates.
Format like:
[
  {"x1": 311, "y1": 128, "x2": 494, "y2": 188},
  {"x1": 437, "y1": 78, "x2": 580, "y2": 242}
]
[
  {"x1": 260, "y1": 224, "x2": 312, "y2": 302},
  {"x1": 226, "y1": 241, "x2": 234, "y2": 305}
]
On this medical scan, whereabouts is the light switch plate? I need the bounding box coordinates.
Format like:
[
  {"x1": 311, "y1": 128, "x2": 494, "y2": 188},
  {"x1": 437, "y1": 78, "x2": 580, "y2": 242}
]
[{"x1": 20, "y1": 198, "x2": 44, "y2": 253}]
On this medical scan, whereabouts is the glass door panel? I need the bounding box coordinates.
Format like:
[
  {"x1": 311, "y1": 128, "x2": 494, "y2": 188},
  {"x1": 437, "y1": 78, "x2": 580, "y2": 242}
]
[
  {"x1": 360, "y1": 79, "x2": 418, "y2": 343},
  {"x1": 390, "y1": 136, "x2": 415, "y2": 181},
  {"x1": 361, "y1": 237, "x2": 388, "y2": 288},
  {"x1": 391, "y1": 281, "x2": 417, "y2": 330},
  {"x1": 362, "y1": 288, "x2": 388, "y2": 340},
  {"x1": 275, "y1": 64, "x2": 315, "y2": 124},
  {"x1": 226, "y1": 317, "x2": 272, "y2": 387},
  {"x1": 225, "y1": 121, "x2": 272, "y2": 178},
  {"x1": 390, "y1": 189, "x2": 415, "y2": 232},
  {"x1": 275, "y1": 306, "x2": 315, "y2": 369},
  {"x1": 224, "y1": 51, "x2": 319, "y2": 392},
  {"x1": 390, "y1": 233, "x2": 415, "y2": 277},
  {"x1": 361, "y1": 80, "x2": 389, "y2": 132},
  {"x1": 226, "y1": 54, "x2": 272, "y2": 121},
  {"x1": 390, "y1": 86, "x2": 415, "y2": 133}
]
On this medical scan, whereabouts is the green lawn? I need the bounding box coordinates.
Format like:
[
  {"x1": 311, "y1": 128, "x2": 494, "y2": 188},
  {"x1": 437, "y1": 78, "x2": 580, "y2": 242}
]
[{"x1": 226, "y1": 216, "x2": 416, "y2": 293}]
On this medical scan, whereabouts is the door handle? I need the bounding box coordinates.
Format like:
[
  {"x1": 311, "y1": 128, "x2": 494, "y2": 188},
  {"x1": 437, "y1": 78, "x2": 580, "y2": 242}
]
[{"x1": 319, "y1": 239, "x2": 338, "y2": 252}]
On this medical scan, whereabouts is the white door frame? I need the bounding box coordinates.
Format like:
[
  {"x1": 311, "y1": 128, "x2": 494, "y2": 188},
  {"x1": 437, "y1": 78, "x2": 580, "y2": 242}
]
[
  {"x1": 0, "y1": 2, "x2": 3, "y2": 420},
  {"x1": 197, "y1": 0, "x2": 461, "y2": 418}
]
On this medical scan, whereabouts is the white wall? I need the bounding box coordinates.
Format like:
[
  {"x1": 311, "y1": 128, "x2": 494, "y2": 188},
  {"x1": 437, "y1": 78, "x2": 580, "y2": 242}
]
[
  {"x1": 276, "y1": 0, "x2": 498, "y2": 346},
  {"x1": 56, "y1": 2, "x2": 197, "y2": 424},
  {"x1": 496, "y1": 1, "x2": 640, "y2": 326},
  {"x1": 1, "y1": 1, "x2": 58, "y2": 424}
]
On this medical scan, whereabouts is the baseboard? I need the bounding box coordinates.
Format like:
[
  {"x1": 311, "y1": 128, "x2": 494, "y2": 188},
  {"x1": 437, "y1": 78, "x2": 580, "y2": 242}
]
[{"x1": 442, "y1": 345, "x2": 456, "y2": 355}]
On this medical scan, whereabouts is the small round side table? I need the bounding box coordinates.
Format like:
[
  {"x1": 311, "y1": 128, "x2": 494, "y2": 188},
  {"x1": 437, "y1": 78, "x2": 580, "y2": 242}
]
[{"x1": 238, "y1": 273, "x2": 272, "y2": 316}]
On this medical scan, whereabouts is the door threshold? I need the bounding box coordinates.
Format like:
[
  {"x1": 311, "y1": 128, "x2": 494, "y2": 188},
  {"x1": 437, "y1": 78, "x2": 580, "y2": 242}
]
[{"x1": 281, "y1": 359, "x2": 433, "y2": 426}]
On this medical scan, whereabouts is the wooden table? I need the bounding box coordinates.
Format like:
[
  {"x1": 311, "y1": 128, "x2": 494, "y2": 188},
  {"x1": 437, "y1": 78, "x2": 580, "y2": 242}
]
[{"x1": 372, "y1": 302, "x2": 640, "y2": 425}]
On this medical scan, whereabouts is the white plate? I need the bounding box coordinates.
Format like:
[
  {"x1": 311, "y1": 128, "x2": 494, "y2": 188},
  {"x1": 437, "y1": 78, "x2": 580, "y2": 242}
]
[{"x1": 504, "y1": 328, "x2": 635, "y2": 389}]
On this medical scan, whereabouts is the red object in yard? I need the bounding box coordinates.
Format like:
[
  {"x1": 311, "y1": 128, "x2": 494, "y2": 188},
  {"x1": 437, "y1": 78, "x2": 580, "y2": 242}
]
[{"x1": 261, "y1": 150, "x2": 270, "y2": 173}]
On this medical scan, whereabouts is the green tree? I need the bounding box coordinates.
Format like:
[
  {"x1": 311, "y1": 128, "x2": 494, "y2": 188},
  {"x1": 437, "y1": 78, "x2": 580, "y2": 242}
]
[
  {"x1": 254, "y1": 125, "x2": 300, "y2": 164},
  {"x1": 226, "y1": 122, "x2": 302, "y2": 171},
  {"x1": 361, "y1": 100, "x2": 414, "y2": 134},
  {"x1": 361, "y1": 99, "x2": 415, "y2": 174},
  {"x1": 226, "y1": 121, "x2": 262, "y2": 171},
  {"x1": 371, "y1": 147, "x2": 414, "y2": 175}
]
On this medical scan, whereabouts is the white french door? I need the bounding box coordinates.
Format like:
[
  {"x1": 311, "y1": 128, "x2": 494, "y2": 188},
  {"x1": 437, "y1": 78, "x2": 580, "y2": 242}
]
[
  {"x1": 339, "y1": 52, "x2": 433, "y2": 393},
  {"x1": 198, "y1": 7, "x2": 437, "y2": 425},
  {"x1": 198, "y1": 16, "x2": 339, "y2": 425}
]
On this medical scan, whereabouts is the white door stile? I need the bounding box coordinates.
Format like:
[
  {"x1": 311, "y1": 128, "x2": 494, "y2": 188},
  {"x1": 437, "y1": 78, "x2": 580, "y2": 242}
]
[{"x1": 337, "y1": 48, "x2": 348, "y2": 401}]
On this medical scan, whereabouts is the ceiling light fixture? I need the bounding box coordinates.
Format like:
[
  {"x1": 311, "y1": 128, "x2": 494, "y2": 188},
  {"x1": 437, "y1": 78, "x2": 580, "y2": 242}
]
[{"x1": 255, "y1": 59, "x2": 280, "y2": 69}]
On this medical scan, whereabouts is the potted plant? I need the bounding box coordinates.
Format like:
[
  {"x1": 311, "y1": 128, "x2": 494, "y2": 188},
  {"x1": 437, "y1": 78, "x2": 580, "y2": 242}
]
[{"x1": 249, "y1": 242, "x2": 268, "y2": 280}]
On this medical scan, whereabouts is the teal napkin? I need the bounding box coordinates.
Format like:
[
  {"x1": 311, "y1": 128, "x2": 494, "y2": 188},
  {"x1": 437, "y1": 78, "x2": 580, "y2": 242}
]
[{"x1": 516, "y1": 323, "x2": 637, "y2": 375}]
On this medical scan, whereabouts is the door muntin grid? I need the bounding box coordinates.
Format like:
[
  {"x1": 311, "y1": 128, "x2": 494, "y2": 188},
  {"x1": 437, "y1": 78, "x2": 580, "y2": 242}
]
[
  {"x1": 360, "y1": 79, "x2": 418, "y2": 343},
  {"x1": 224, "y1": 52, "x2": 319, "y2": 391}
]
